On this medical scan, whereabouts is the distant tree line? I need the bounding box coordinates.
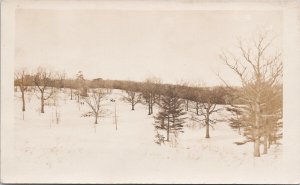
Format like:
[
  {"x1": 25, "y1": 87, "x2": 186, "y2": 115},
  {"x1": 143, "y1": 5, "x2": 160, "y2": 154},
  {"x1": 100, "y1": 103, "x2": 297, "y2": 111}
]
[
  {"x1": 14, "y1": 69, "x2": 236, "y2": 142},
  {"x1": 15, "y1": 73, "x2": 237, "y2": 106}
]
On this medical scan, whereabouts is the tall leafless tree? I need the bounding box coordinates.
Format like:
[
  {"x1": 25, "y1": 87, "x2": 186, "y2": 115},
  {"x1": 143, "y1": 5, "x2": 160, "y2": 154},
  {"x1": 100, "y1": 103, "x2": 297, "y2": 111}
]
[
  {"x1": 84, "y1": 89, "x2": 106, "y2": 124},
  {"x1": 191, "y1": 88, "x2": 222, "y2": 138},
  {"x1": 177, "y1": 81, "x2": 192, "y2": 111},
  {"x1": 58, "y1": 71, "x2": 66, "y2": 90},
  {"x1": 123, "y1": 90, "x2": 141, "y2": 110},
  {"x1": 219, "y1": 32, "x2": 283, "y2": 157},
  {"x1": 33, "y1": 67, "x2": 55, "y2": 113},
  {"x1": 15, "y1": 69, "x2": 29, "y2": 119},
  {"x1": 142, "y1": 77, "x2": 161, "y2": 115}
]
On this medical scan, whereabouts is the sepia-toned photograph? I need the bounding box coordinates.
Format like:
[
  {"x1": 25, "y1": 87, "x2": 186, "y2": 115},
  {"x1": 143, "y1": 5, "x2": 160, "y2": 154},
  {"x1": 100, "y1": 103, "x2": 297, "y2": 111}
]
[{"x1": 1, "y1": 0, "x2": 300, "y2": 184}]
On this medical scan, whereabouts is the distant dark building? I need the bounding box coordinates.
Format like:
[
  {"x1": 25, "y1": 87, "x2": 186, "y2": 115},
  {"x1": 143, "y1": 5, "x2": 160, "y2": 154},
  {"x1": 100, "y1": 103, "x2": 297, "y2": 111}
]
[
  {"x1": 91, "y1": 78, "x2": 104, "y2": 88},
  {"x1": 92, "y1": 78, "x2": 103, "y2": 81}
]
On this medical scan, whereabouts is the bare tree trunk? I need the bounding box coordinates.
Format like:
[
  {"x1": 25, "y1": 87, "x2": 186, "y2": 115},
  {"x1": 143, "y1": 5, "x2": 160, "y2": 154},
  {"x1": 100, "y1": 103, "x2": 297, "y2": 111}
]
[
  {"x1": 70, "y1": 88, "x2": 73, "y2": 100},
  {"x1": 263, "y1": 135, "x2": 268, "y2": 154},
  {"x1": 254, "y1": 135, "x2": 260, "y2": 157},
  {"x1": 149, "y1": 94, "x2": 153, "y2": 115},
  {"x1": 274, "y1": 135, "x2": 277, "y2": 144},
  {"x1": 196, "y1": 102, "x2": 199, "y2": 115},
  {"x1": 148, "y1": 101, "x2": 151, "y2": 115},
  {"x1": 21, "y1": 90, "x2": 25, "y2": 112},
  {"x1": 95, "y1": 113, "x2": 98, "y2": 124},
  {"x1": 268, "y1": 135, "x2": 272, "y2": 148},
  {"x1": 131, "y1": 102, "x2": 134, "y2": 110},
  {"x1": 263, "y1": 121, "x2": 269, "y2": 154},
  {"x1": 152, "y1": 94, "x2": 155, "y2": 114},
  {"x1": 205, "y1": 117, "x2": 210, "y2": 138},
  {"x1": 186, "y1": 100, "x2": 189, "y2": 111},
  {"x1": 56, "y1": 108, "x2": 59, "y2": 124},
  {"x1": 167, "y1": 116, "x2": 170, "y2": 142},
  {"x1": 41, "y1": 93, "x2": 45, "y2": 113},
  {"x1": 254, "y1": 99, "x2": 261, "y2": 157}
]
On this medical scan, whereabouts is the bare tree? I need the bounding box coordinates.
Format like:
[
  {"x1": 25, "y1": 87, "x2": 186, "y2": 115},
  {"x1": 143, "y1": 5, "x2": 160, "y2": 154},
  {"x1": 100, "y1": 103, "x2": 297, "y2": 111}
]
[
  {"x1": 57, "y1": 71, "x2": 66, "y2": 90},
  {"x1": 219, "y1": 32, "x2": 283, "y2": 157},
  {"x1": 123, "y1": 90, "x2": 141, "y2": 110},
  {"x1": 142, "y1": 77, "x2": 161, "y2": 115},
  {"x1": 33, "y1": 67, "x2": 55, "y2": 113},
  {"x1": 189, "y1": 86, "x2": 202, "y2": 115},
  {"x1": 192, "y1": 88, "x2": 223, "y2": 138},
  {"x1": 14, "y1": 69, "x2": 29, "y2": 119},
  {"x1": 70, "y1": 79, "x2": 74, "y2": 100},
  {"x1": 84, "y1": 89, "x2": 106, "y2": 124}
]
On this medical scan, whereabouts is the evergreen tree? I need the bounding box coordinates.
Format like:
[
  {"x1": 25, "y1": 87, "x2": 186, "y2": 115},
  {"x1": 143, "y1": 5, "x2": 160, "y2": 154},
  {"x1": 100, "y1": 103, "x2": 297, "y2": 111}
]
[
  {"x1": 75, "y1": 71, "x2": 87, "y2": 101},
  {"x1": 154, "y1": 86, "x2": 186, "y2": 143}
]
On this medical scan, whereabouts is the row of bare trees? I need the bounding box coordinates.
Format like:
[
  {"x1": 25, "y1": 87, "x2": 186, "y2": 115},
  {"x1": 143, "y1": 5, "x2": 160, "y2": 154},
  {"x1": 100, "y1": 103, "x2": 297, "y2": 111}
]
[
  {"x1": 118, "y1": 78, "x2": 225, "y2": 143},
  {"x1": 14, "y1": 68, "x2": 89, "y2": 116},
  {"x1": 15, "y1": 67, "x2": 224, "y2": 140},
  {"x1": 15, "y1": 68, "x2": 56, "y2": 116},
  {"x1": 14, "y1": 67, "x2": 110, "y2": 128}
]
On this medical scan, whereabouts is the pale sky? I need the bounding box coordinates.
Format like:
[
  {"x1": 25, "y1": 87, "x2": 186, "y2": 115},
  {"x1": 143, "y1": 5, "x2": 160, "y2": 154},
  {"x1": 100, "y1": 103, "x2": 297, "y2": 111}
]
[{"x1": 15, "y1": 10, "x2": 282, "y2": 86}]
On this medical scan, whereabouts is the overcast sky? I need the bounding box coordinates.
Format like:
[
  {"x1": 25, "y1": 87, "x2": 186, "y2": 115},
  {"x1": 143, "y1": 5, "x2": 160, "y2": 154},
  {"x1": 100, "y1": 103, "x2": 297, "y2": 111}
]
[{"x1": 15, "y1": 10, "x2": 282, "y2": 86}]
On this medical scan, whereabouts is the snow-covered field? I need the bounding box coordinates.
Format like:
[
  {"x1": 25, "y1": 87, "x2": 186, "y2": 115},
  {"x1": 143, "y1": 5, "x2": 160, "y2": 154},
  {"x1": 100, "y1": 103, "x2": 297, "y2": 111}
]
[{"x1": 12, "y1": 88, "x2": 283, "y2": 183}]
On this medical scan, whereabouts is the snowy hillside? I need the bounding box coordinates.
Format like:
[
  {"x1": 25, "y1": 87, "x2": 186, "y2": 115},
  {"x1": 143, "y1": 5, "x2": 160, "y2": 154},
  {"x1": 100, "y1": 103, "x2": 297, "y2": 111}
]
[{"x1": 13, "y1": 88, "x2": 282, "y2": 183}]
